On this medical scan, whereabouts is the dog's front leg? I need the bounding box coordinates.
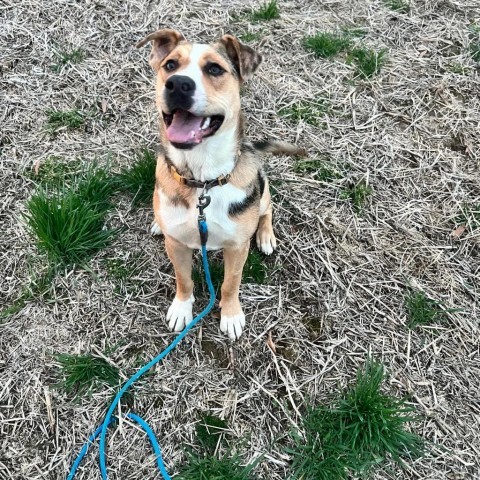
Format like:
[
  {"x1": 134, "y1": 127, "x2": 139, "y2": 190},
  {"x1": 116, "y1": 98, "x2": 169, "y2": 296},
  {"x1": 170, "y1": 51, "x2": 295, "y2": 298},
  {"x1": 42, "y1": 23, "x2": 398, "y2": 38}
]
[
  {"x1": 164, "y1": 234, "x2": 194, "y2": 332},
  {"x1": 219, "y1": 242, "x2": 250, "y2": 340}
]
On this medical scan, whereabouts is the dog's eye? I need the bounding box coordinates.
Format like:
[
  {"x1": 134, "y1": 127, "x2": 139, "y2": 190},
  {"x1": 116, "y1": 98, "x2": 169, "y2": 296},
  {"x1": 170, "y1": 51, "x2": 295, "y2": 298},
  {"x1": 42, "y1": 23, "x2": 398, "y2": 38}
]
[
  {"x1": 207, "y1": 63, "x2": 224, "y2": 76},
  {"x1": 164, "y1": 60, "x2": 177, "y2": 72}
]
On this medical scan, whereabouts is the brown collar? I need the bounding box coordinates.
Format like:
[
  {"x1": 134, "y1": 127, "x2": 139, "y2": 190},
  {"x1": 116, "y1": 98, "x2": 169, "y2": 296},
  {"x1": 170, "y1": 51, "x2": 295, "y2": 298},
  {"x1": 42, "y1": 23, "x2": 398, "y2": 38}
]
[{"x1": 165, "y1": 157, "x2": 230, "y2": 189}]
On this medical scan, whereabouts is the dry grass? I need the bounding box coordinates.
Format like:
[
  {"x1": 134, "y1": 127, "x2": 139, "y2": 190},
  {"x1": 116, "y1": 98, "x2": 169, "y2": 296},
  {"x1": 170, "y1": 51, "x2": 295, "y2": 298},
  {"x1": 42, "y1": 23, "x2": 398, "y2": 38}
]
[{"x1": 1, "y1": 1, "x2": 480, "y2": 479}]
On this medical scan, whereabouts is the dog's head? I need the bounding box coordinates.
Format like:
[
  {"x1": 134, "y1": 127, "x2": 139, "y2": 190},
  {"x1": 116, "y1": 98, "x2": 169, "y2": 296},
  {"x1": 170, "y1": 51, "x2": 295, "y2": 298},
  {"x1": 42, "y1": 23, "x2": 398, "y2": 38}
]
[{"x1": 137, "y1": 30, "x2": 262, "y2": 150}]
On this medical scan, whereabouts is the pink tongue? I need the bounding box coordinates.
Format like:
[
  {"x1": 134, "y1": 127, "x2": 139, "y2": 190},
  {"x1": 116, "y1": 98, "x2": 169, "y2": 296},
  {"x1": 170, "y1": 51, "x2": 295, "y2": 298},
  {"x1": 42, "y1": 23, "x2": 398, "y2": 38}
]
[{"x1": 166, "y1": 110, "x2": 204, "y2": 144}]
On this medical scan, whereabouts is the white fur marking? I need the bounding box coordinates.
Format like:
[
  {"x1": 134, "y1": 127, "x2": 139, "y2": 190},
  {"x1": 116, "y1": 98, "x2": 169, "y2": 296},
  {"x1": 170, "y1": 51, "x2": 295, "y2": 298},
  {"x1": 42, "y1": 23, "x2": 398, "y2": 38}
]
[
  {"x1": 220, "y1": 311, "x2": 246, "y2": 340},
  {"x1": 260, "y1": 243, "x2": 273, "y2": 255},
  {"x1": 159, "y1": 185, "x2": 246, "y2": 250},
  {"x1": 178, "y1": 44, "x2": 210, "y2": 114},
  {"x1": 167, "y1": 294, "x2": 195, "y2": 332},
  {"x1": 151, "y1": 221, "x2": 162, "y2": 236},
  {"x1": 167, "y1": 126, "x2": 237, "y2": 181},
  {"x1": 256, "y1": 229, "x2": 277, "y2": 255}
]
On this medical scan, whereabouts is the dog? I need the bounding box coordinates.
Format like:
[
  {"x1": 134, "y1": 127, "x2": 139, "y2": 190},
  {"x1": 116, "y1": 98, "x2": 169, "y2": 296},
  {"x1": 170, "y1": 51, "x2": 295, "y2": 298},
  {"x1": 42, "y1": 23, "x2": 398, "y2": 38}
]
[{"x1": 137, "y1": 29, "x2": 304, "y2": 340}]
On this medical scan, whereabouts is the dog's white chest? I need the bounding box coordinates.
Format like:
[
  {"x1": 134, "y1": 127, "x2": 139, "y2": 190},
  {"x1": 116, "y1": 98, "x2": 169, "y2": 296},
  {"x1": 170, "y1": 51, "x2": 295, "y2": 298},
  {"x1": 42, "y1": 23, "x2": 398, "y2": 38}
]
[{"x1": 159, "y1": 184, "x2": 246, "y2": 250}]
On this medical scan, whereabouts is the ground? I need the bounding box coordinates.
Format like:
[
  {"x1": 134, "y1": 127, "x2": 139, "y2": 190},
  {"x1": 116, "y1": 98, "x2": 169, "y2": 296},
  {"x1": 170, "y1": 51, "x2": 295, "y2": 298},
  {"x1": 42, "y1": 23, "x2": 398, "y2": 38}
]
[{"x1": 1, "y1": 1, "x2": 480, "y2": 479}]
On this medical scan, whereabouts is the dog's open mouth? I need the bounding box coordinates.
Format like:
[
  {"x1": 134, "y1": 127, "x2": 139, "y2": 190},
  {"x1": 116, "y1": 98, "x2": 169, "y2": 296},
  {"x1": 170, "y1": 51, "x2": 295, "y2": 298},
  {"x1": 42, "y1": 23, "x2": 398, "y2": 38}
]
[{"x1": 163, "y1": 109, "x2": 224, "y2": 148}]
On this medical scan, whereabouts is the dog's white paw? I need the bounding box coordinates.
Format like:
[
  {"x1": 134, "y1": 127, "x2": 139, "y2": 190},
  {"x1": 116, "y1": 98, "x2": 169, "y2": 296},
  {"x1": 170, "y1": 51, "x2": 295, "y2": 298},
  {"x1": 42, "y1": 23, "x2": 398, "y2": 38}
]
[
  {"x1": 151, "y1": 221, "x2": 162, "y2": 236},
  {"x1": 256, "y1": 230, "x2": 277, "y2": 255},
  {"x1": 166, "y1": 295, "x2": 194, "y2": 332},
  {"x1": 220, "y1": 311, "x2": 246, "y2": 341}
]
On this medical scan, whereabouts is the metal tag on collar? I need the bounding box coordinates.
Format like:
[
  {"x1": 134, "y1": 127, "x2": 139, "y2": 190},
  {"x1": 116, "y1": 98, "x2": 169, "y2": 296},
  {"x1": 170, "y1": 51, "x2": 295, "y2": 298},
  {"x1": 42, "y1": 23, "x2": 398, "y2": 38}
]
[{"x1": 170, "y1": 165, "x2": 185, "y2": 185}]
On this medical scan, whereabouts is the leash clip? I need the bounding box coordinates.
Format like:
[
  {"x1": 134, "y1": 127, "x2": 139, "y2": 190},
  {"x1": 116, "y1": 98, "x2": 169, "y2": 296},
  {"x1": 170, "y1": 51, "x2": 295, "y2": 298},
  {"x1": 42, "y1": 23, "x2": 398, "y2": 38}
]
[
  {"x1": 197, "y1": 185, "x2": 211, "y2": 246},
  {"x1": 197, "y1": 185, "x2": 211, "y2": 222}
]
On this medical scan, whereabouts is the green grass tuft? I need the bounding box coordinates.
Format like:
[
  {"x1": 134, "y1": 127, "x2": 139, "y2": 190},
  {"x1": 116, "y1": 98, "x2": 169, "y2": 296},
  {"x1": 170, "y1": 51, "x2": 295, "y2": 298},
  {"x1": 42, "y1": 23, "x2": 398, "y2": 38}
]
[
  {"x1": 193, "y1": 257, "x2": 224, "y2": 295},
  {"x1": 104, "y1": 256, "x2": 144, "y2": 294},
  {"x1": 470, "y1": 42, "x2": 480, "y2": 62},
  {"x1": 405, "y1": 290, "x2": 446, "y2": 329},
  {"x1": 243, "y1": 250, "x2": 267, "y2": 284},
  {"x1": 46, "y1": 109, "x2": 86, "y2": 132},
  {"x1": 383, "y1": 0, "x2": 410, "y2": 13},
  {"x1": 24, "y1": 166, "x2": 118, "y2": 267},
  {"x1": 341, "y1": 180, "x2": 372, "y2": 212},
  {"x1": 52, "y1": 48, "x2": 85, "y2": 72},
  {"x1": 341, "y1": 26, "x2": 368, "y2": 38},
  {"x1": 347, "y1": 48, "x2": 387, "y2": 78},
  {"x1": 303, "y1": 32, "x2": 351, "y2": 58},
  {"x1": 294, "y1": 158, "x2": 343, "y2": 182},
  {"x1": 118, "y1": 148, "x2": 157, "y2": 206},
  {"x1": 449, "y1": 63, "x2": 469, "y2": 74},
  {"x1": 0, "y1": 269, "x2": 54, "y2": 320},
  {"x1": 177, "y1": 451, "x2": 259, "y2": 480},
  {"x1": 279, "y1": 100, "x2": 328, "y2": 126},
  {"x1": 196, "y1": 414, "x2": 229, "y2": 453},
  {"x1": 26, "y1": 157, "x2": 83, "y2": 186},
  {"x1": 104, "y1": 258, "x2": 134, "y2": 282},
  {"x1": 250, "y1": 0, "x2": 280, "y2": 22},
  {"x1": 288, "y1": 360, "x2": 423, "y2": 479},
  {"x1": 457, "y1": 203, "x2": 480, "y2": 230},
  {"x1": 469, "y1": 23, "x2": 480, "y2": 34},
  {"x1": 56, "y1": 353, "x2": 120, "y2": 396},
  {"x1": 0, "y1": 301, "x2": 27, "y2": 320},
  {"x1": 239, "y1": 31, "x2": 263, "y2": 43},
  {"x1": 193, "y1": 249, "x2": 267, "y2": 294}
]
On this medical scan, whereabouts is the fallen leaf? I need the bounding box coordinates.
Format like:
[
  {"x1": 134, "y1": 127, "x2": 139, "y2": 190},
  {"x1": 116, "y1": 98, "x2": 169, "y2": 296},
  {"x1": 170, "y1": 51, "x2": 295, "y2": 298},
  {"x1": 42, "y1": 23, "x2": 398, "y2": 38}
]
[
  {"x1": 34, "y1": 159, "x2": 41, "y2": 176},
  {"x1": 266, "y1": 330, "x2": 276, "y2": 354},
  {"x1": 451, "y1": 225, "x2": 466, "y2": 239}
]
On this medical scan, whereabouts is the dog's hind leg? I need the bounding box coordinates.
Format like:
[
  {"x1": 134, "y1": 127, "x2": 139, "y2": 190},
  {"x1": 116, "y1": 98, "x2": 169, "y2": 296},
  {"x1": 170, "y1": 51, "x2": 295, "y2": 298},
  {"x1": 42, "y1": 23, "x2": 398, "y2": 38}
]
[
  {"x1": 164, "y1": 235, "x2": 195, "y2": 332},
  {"x1": 256, "y1": 178, "x2": 276, "y2": 255},
  {"x1": 151, "y1": 185, "x2": 163, "y2": 235}
]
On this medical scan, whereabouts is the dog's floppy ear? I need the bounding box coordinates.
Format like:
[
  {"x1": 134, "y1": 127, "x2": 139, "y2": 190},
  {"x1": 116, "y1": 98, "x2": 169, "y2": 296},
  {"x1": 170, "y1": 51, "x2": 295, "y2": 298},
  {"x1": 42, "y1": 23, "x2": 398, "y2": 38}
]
[
  {"x1": 219, "y1": 35, "x2": 262, "y2": 82},
  {"x1": 136, "y1": 29, "x2": 185, "y2": 72}
]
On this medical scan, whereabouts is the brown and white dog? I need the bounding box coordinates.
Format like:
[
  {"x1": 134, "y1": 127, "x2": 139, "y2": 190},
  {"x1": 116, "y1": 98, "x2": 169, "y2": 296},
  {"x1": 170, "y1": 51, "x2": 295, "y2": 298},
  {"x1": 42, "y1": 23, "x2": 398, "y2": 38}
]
[{"x1": 137, "y1": 29, "x2": 303, "y2": 340}]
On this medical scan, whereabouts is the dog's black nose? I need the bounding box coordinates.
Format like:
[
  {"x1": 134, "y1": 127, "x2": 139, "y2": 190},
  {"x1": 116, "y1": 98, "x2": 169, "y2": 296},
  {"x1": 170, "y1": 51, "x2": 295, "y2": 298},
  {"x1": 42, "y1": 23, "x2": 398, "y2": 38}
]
[{"x1": 165, "y1": 75, "x2": 196, "y2": 94}]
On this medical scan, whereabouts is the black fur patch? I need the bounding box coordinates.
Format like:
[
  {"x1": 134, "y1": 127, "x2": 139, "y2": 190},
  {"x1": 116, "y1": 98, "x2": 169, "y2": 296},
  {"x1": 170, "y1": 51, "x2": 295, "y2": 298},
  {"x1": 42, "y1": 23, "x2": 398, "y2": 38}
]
[
  {"x1": 156, "y1": 181, "x2": 188, "y2": 208},
  {"x1": 252, "y1": 140, "x2": 270, "y2": 151},
  {"x1": 170, "y1": 141, "x2": 195, "y2": 150},
  {"x1": 241, "y1": 142, "x2": 256, "y2": 154},
  {"x1": 228, "y1": 185, "x2": 259, "y2": 216},
  {"x1": 169, "y1": 194, "x2": 187, "y2": 207},
  {"x1": 258, "y1": 171, "x2": 265, "y2": 196}
]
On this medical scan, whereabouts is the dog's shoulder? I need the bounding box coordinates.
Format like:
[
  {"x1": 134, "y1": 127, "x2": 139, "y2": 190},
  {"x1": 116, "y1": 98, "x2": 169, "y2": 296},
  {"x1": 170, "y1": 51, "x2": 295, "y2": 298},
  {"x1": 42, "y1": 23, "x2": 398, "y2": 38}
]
[
  {"x1": 229, "y1": 141, "x2": 264, "y2": 189},
  {"x1": 154, "y1": 147, "x2": 195, "y2": 208}
]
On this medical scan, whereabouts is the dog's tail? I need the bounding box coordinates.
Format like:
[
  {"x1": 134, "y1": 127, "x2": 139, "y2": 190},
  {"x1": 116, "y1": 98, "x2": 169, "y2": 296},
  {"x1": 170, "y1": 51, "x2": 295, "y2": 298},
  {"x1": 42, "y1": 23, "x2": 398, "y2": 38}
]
[{"x1": 253, "y1": 140, "x2": 306, "y2": 157}]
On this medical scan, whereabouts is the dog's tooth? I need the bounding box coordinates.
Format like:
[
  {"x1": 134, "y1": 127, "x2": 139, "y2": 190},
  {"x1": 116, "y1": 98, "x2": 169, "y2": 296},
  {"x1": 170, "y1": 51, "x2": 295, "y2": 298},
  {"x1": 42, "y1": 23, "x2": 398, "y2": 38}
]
[
  {"x1": 190, "y1": 130, "x2": 196, "y2": 138},
  {"x1": 201, "y1": 116, "x2": 211, "y2": 130}
]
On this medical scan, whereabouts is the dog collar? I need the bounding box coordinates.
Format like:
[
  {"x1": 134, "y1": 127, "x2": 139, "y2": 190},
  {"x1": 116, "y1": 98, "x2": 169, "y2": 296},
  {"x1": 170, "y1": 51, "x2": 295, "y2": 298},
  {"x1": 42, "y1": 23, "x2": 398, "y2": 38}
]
[{"x1": 165, "y1": 158, "x2": 230, "y2": 189}]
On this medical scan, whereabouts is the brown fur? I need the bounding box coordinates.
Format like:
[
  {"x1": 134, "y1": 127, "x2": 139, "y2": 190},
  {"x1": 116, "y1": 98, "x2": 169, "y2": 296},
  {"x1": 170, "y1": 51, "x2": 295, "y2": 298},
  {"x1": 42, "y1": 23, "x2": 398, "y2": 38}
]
[{"x1": 138, "y1": 29, "x2": 302, "y2": 339}]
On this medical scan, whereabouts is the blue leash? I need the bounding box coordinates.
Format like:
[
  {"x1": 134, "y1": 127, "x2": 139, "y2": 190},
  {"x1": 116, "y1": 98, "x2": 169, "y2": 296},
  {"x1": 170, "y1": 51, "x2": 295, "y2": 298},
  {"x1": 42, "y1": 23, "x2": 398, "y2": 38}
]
[{"x1": 67, "y1": 219, "x2": 215, "y2": 479}]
